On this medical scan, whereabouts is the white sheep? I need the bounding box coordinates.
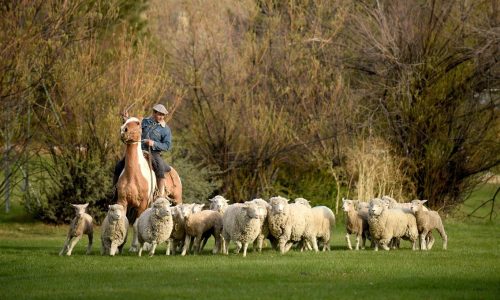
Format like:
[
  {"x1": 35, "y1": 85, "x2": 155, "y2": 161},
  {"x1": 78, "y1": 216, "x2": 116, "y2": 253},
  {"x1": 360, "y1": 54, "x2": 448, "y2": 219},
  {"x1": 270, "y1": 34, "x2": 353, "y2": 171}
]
[
  {"x1": 221, "y1": 202, "x2": 265, "y2": 257},
  {"x1": 101, "y1": 204, "x2": 129, "y2": 256},
  {"x1": 294, "y1": 198, "x2": 335, "y2": 251},
  {"x1": 209, "y1": 195, "x2": 229, "y2": 214},
  {"x1": 382, "y1": 195, "x2": 429, "y2": 212},
  {"x1": 342, "y1": 198, "x2": 370, "y2": 250},
  {"x1": 368, "y1": 198, "x2": 418, "y2": 251},
  {"x1": 59, "y1": 203, "x2": 93, "y2": 256},
  {"x1": 181, "y1": 209, "x2": 223, "y2": 255},
  {"x1": 245, "y1": 198, "x2": 273, "y2": 252},
  {"x1": 267, "y1": 196, "x2": 318, "y2": 254},
  {"x1": 136, "y1": 198, "x2": 174, "y2": 257},
  {"x1": 410, "y1": 200, "x2": 448, "y2": 250}
]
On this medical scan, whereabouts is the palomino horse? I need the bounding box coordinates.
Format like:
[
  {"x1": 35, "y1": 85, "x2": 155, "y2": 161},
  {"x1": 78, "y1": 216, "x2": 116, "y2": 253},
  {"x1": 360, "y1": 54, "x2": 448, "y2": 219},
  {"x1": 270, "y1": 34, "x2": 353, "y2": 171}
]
[{"x1": 117, "y1": 117, "x2": 182, "y2": 251}]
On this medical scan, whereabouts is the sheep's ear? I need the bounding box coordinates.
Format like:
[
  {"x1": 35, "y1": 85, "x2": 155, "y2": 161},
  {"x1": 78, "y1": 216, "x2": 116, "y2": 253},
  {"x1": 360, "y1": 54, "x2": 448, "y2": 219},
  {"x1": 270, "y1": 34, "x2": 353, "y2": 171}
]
[
  {"x1": 421, "y1": 200, "x2": 428, "y2": 204},
  {"x1": 83, "y1": 203, "x2": 89, "y2": 208},
  {"x1": 209, "y1": 197, "x2": 215, "y2": 203},
  {"x1": 200, "y1": 204, "x2": 205, "y2": 208},
  {"x1": 71, "y1": 204, "x2": 77, "y2": 208}
]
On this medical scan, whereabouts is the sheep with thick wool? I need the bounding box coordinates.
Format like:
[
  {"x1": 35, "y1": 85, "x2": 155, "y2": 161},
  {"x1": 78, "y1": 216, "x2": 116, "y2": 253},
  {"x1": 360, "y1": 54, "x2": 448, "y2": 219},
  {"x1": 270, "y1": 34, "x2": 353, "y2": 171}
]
[
  {"x1": 245, "y1": 198, "x2": 273, "y2": 252},
  {"x1": 101, "y1": 204, "x2": 129, "y2": 256},
  {"x1": 222, "y1": 202, "x2": 265, "y2": 257},
  {"x1": 342, "y1": 199, "x2": 370, "y2": 250},
  {"x1": 267, "y1": 196, "x2": 318, "y2": 254},
  {"x1": 294, "y1": 198, "x2": 335, "y2": 251},
  {"x1": 181, "y1": 208, "x2": 223, "y2": 255},
  {"x1": 135, "y1": 198, "x2": 174, "y2": 257},
  {"x1": 59, "y1": 203, "x2": 93, "y2": 256},
  {"x1": 410, "y1": 200, "x2": 448, "y2": 250},
  {"x1": 368, "y1": 198, "x2": 418, "y2": 251}
]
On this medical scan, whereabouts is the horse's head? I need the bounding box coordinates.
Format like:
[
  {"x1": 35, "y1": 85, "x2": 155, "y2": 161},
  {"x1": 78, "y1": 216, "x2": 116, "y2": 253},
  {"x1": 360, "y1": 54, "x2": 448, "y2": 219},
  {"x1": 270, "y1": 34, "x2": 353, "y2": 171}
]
[{"x1": 120, "y1": 117, "x2": 142, "y2": 144}]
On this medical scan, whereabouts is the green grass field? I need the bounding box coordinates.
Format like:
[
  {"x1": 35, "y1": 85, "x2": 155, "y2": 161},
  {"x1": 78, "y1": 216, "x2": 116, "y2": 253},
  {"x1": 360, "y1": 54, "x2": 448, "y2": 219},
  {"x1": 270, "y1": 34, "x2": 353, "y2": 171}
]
[{"x1": 0, "y1": 184, "x2": 499, "y2": 299}]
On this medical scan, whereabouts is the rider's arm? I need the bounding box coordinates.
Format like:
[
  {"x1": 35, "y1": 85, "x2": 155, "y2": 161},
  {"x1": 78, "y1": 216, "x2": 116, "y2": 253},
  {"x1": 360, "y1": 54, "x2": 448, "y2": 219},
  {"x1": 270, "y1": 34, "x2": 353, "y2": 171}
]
[{"x1": 150, "y1": 126, "x2": 172, "y2": 152}]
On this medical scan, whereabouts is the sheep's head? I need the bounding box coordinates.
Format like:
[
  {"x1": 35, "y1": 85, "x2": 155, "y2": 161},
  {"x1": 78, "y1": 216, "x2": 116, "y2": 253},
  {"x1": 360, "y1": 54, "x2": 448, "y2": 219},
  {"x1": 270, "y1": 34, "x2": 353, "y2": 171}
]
[
  {"x1": 243, "y1": 203, "x2": 262, "y2": 219},
  {"x1": 192, "y1": 203, "x2": 205, "y2": 213},
  {"x1": 107, "y1": 204, "x2": 125, "y2": 221},
  {"x1": 269, "y1": 196, "x2": 289, "y2": 215},
  {"x1": 369, "y1": 198, "x2": 384, "y2": 216},
  {"x1": 410, "y1": 199, "x2": 427, "y2": 213},
  {"x1": 71, "y1": 203, "x2": 89, "y2": 217},
  {"x1": 294, "y1": 198, "x2": 311, "y2": 208},
  {"x1": 179, "y1": 203, "x2": 194, "y2": 220},
  {"x1": 153, "y1": 198, "x2": 172, "y2": 218},
  {"x1": 342, "y1": 199, "x2": 354, "y2": 212},
  {"x1": 209, "y1": 195, "x2": 229, "y2": 213}
]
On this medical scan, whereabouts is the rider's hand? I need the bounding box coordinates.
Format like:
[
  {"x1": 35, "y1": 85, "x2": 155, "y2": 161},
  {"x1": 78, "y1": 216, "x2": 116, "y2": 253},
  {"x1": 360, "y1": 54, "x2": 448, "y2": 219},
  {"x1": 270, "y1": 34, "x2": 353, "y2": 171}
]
[{"x1": 145, "y1": 139, "x2": 154, "y2": 147}]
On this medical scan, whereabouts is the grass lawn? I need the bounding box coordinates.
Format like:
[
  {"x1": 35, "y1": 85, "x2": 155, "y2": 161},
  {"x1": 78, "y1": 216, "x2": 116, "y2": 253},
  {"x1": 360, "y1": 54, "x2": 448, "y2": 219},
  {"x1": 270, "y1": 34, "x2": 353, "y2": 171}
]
[{"x1": 0, "y1": 184, "x2": 499, "y2": 299}]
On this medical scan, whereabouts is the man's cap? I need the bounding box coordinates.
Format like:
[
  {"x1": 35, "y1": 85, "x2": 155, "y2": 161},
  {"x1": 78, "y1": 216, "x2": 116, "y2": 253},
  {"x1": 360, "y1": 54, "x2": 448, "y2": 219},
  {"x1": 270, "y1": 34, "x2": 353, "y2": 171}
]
[{"x1": 152, "y1": 104, "x2": 168, "y2": 115}]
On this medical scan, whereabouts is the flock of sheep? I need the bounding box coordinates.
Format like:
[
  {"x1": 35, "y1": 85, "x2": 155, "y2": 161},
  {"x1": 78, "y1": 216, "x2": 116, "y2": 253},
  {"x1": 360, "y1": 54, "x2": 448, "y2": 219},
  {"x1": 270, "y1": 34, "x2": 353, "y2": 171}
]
[{"x1": 59, "y1": 195, "x2": 447, "y2": 257}]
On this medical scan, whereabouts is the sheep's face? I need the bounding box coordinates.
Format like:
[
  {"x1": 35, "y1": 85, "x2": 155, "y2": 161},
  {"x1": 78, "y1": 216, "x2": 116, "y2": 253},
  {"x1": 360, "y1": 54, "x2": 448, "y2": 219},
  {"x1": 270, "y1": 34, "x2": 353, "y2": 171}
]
[
  {"x1": 369, "y1": 200, "x2": 384, "y2": 216},
  {"x1": 269, "y1": 196, "x2": 289, "y2": 215},
  {"x1": 294, "y1": 198, "x2": 311, "y2": 208},
  {"x1": 209, "y1": 196, "x2": 228, "y2": 213},
  {"x1": 342, "y1": 200, "x2": 354, "y2": 212},
  {"x1": 72, "y1": 203, "x2": 89, "y2": 217},
  {"x1": 108, "y1": 204, "x2": 124, "y2": 221},
  {"x1": 244, "y1": 203, "x2": 261, "y2": 219},
  {"x1": 410, "y1": 200, "x2": 427, "y2": 213},
  {"x1": 192, "y1": 204, "x2": 205, "y2": 213},
  {"x1": 155, "y1": 204, "x2": 172, "y2": 218},
  {"x1": 180, "y1": 204, "x2": 194, "y2": 219}
]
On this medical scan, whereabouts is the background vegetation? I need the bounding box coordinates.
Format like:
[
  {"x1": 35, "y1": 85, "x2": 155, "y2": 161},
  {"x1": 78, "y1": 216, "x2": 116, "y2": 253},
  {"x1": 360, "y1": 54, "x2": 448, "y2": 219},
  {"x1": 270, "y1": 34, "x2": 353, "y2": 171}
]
[{"x1": 1, "y1": 0, "x2": 498, "y2": 222}]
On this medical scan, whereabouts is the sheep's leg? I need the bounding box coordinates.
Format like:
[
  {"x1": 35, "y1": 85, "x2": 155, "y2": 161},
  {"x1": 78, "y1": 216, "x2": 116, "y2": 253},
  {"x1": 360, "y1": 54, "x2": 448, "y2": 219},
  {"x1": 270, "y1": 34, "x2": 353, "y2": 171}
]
[
  {"x1": 193, "y1": 235, "x2": 202, "y2": 255},
  {"x1": 345, "y1": 233, "x2": 353, "y2": 250},
  {"x1": 426, "y1": 231, "x2": 435, "y2": 250},
  {"x1": 234, "y1": 241, "x2": 242, "y2": 254},
  {"x1": 149, "y1": 241, "x2": 157, "y2": 257},
  {"x1": 242, "y1": 243, "x2": 249, "y2": 257},
  {"x1": 86, "y1": 232, "x2": 93, "y2": 255},
  {"x1": 308, "y1": 236, "x2": 319, "y2": 252},
  {"x1": 284, "y1": 241, "x2": 294, "y2": 253},
  {"x1": 66, "y1": 235, "x2": 82, "y2": 256},
  {"x1": 420, "y1": 230, "x2": 429, "y2": 250},
  {"x1": 437, "y1": 226, "x2": 448, "y2": 250},
  {"x1": 165, "y1": 239, "x2": 171, "y2": 256},
  {"x1": 223, "y1": 236, "x2": 230, "y2": 255},
  {"x1": 110, "y1": 242, "x2": 119, "y2": 256},
  {"x1": 129, "y1": 221, "x2": 140, "y2": 252},
  {"x1": 138, "y1": 243, "x2": 144, "y2": 257},
  {"x1": 355, "y1": 234, "x2": 361, "y2": 250},
  {"x1": 59, "y1": 236, "x2": 71, "y2": 256},
  {"x1": 181, "y1": 235, "x2": 191, "y2": 256},
  {"x1": 200, "y1": 236, "x2": 209, "y2": 252},
  {"x1": 361, "y1": 232, "x2": 367, "y2": 250}
]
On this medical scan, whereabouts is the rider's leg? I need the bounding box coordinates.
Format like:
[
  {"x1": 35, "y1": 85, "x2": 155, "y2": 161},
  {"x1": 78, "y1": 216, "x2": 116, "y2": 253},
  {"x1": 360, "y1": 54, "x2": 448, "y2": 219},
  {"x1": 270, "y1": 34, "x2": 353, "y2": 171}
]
[{"x1": 151, "y1": 153, "x2": 167, "y2": 197}]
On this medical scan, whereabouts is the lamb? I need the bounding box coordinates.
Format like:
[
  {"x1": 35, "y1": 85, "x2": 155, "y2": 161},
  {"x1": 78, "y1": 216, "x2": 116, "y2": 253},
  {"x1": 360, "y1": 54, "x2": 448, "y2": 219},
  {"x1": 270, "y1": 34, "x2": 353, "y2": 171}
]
[
  {"x1": 294, "y1": 198, "x2": 335, "y2": 251},
  {"x1": 342, "y1": 198, "x2": 370, "y2": 250},
  {"x1": 410, "y1": 200, "x2": 448, "y2": 250},
  {"x1": 245, "y1": 198, "x2": 273, "y2": 252},
  {"x1": 101, "y1": 204, "x2": 129, "y2": 256},
  {"x1": 181, "y1": 208, "x2": 223, "y2": 255},
  {"x1": 368, "y1": 198, "x2": 419, "y2": 251},
  {"x1": 209, "y1": 195, "x2": 229, "y2": 214},
  {"x1": 135, "y1": 198, "x2": 174, "y2": 257},
  {"x1": 382, "y1": 195, "x2": 429, "y2": 212},
  {"x1": 267, "y1": 196, "x2": 318, "y2": 254},
  {"x1": 59, "y1": 203, "x2": 93, "y2": 256},
  {"x1": 221, "y1": 202, "x2": 265, "y2": 257}
]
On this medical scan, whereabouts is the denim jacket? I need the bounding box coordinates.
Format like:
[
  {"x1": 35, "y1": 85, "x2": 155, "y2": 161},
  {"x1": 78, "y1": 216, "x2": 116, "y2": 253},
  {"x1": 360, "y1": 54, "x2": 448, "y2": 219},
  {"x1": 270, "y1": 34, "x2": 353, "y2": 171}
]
[{"x1": 141, "y1": 117, "x2": 172, "y2": 152}]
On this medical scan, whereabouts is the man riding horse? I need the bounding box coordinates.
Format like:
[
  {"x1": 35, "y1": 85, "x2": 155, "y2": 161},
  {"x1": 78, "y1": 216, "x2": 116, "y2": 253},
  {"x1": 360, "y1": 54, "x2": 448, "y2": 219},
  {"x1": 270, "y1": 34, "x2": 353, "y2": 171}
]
[{"x1": 114, "y1": 103, "x2": 173, "y2": 198}]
